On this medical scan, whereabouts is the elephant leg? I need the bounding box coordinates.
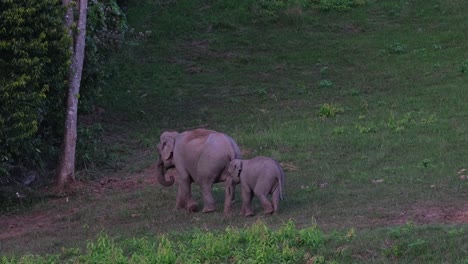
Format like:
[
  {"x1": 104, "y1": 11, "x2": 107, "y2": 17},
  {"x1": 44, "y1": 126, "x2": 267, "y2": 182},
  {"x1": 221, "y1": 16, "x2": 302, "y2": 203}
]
[
  {"x1": 256, "y1": 193, "x2": 274, "y2": 215},
  {"x1": 271, "y1": 187, "x2": 280, "y2": 214},
  {"x1": 224, "y1": 179, "x2": 235, "y2": 215},
  {"x1": 254, "y1": 182, "x2": 274, "y2": 215},
  {"x1": 176, "y1": 175, "x2": 198, "y2": 212},
  {"x1": 200, "y1": 182, "x2": 216, "y2": 213},
  {"x1": 240, "y1": 186, "x2": 254, "y2": 217}
]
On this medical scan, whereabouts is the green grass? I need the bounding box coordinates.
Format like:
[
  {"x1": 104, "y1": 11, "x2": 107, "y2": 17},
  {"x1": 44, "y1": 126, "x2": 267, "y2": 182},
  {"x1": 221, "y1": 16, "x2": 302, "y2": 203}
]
[
  {"x1": 1, "y1": 0, "x2": 468, "y2": 261},
  {"x1": 2, "y1": 220, "x2": 467, "y2": 263}
]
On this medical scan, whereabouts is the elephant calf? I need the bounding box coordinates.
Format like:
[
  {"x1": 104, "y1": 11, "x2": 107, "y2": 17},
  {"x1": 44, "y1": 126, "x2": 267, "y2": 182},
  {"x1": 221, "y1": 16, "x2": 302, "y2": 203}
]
[{"x1": 225, "y1": 156, "x2": 285, "y2": 216}]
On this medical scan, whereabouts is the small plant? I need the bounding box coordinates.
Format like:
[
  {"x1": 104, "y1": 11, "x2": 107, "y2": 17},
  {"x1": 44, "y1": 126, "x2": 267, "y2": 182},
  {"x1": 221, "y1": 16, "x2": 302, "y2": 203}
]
[
  {"x1": 417, "y1": 158, "x2": 434, "y2": 169},
  {"x1": 355, "y1": 122, "x2": 377, "y2": 133},
  {"x1": 432, "y1": 44, "x2": 442, "y2": 50},
  {"x1": 387, "y1": 112, "x2": 412, "y2": 132},
  {"x1": 320, "y1": 66, "x2": 329, "y2": 77},
  {"x1": 343, "y1": 228, "x2": 356, "y2": 241},
  {"x1": 319, "y1": 79, "x2": 333, "y2": 88},
  {"x1": 350, "y1": 88, "x2": 360, "y2": 96},
  {"x1": 319, "y1": 103, "x2": 343, "y2": 117},
  {"x1": 388, "y1": 42, "x2": 406, "y2": 54},
  {"x1": 255, "y1": 87, "x2": 268, "y2": 97},
  {"x1": 297, "y1": 82, "x2": 308, "y2": 94},
  {"x1": 333, "y1": 126, "x2": 345, "y2": 134},
  {"x1": 458, "y1": 59, "x2": 468, "y2": 73},
  {"x1": 389, "y1": 222, "x2": 415, "y2": 239},
  {"x1": 419, "y1": 114, "x2": 437, "y2": 125}
]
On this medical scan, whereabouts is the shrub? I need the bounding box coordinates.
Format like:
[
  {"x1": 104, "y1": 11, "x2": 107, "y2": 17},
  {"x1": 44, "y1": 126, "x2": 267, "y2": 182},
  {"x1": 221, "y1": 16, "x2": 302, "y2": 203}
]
[
  {"x1": 0, "y1": 0, "x2": 129, "y2": 205},
  {"x1": 0, "y1": 0, "x2": 70, "y2": 174}
]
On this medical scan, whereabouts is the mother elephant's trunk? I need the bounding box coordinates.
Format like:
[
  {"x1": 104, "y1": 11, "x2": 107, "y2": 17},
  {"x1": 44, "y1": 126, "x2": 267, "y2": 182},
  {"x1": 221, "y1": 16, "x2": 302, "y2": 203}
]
[{"x1": 155, "y1": 155, "x2": 175, "y2": 187}]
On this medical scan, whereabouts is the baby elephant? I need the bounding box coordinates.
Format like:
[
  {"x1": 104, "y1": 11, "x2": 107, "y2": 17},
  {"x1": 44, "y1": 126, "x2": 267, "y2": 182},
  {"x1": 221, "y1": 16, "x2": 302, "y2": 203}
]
[{"x1": 225, "y1": 156, "x2": 284, "y2": 216}]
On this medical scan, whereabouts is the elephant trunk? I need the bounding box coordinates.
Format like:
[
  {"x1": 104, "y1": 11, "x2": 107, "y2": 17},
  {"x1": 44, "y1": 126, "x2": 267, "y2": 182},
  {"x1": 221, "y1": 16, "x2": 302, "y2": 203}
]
[{"x1": 155, "y1": 155, "x2": 175, "y2": 187}]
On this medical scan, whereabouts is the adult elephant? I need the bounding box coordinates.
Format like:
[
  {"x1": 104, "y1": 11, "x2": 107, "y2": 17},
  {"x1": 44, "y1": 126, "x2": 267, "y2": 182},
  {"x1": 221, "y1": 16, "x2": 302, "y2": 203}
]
[{"x1": 155, "y1": 128, "x2": 242, "y2": 213}]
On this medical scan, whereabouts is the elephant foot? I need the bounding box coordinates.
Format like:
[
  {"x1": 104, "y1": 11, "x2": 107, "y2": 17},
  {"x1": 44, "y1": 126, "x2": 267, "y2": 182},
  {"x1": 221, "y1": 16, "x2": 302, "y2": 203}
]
[
  {"x1": 244, "y1": 211, "x2": 255, "y2": 217},
  {"x1": 201, "y1": 200, "x2": 216, "y2": 213},
  {"x1": 224, "y1": 210, "x2": 234, "y2": 216},
  {"x1": 224, "y1": 205, "x2": 233, "y2": 215},
  {"x1": 264, "y1": 209, "x2": 274, "y2": 215},
  {"x1": 262, "y1": 204, "x2": 274, "y2": 215},
  {"x1": 202, "y1": 206, "x2": 216, "y2": 213},
  {"x1": 241, "y1": 208, "x2": 255, "y2": 217},
  {"x1": 263, "y1": 205, "x2": 274, "y2": 215},
  {"x1": 240, "y1": 206, "x2": 253, "y2": 217},
  {"x1": 186, "y1": 200, "x2": 199, "y2": 212}
]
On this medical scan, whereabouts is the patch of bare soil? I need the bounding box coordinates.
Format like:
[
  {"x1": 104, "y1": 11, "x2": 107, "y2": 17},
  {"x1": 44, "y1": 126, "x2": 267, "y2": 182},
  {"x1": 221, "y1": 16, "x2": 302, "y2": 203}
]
[
  {"x1": 0, "y1": 210, "x2": 58, "y2": 240},
  {"x1": 394, "y1": 204, "x2": 468, "y2": 225},
  {"x1": 365, "y1": 203, "x2": 468, "y2": 228},
  {"x1": 0, "y1": 163, "x2": 177, "y2": 241}
]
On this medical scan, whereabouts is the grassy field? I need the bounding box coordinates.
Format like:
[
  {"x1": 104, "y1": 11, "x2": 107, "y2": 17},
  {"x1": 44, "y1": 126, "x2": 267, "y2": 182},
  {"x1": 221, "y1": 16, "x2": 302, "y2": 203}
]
[{"x1": 1, "y1": 0, "x2": 468, "y2": 262}]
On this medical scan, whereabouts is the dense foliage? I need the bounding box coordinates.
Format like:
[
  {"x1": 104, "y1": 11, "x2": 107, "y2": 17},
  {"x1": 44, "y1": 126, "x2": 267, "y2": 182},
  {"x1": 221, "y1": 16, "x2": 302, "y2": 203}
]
[
  {"x1": 0, "y1": 0, "x2": 70, "y2": 178},
  {"x1": 0, "y1": 0, "x2": 128, "y2": 208}
]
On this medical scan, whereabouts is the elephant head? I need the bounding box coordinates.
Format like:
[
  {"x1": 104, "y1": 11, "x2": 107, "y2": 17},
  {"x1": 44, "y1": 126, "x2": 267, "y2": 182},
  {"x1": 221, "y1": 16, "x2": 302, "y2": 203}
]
[
  {"x1": 227, "y1": 159, "x2": 243, "y2": 184},
  {"x1": 155, "y1": 131, "x2": 178, "y2": 186},
  {"x1": 223, "y1": 159, "x2": 242, "y2": 214}
]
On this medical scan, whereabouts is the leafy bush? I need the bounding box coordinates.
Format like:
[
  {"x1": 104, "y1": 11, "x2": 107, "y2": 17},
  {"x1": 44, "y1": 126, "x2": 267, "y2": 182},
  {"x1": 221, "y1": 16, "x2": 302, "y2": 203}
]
[
  {"x1": 0, "y1": 0, "x2": 70, "y2": 174},
  {"x1": 0, "y1": 0, "x2": 129, "y2": 204}
]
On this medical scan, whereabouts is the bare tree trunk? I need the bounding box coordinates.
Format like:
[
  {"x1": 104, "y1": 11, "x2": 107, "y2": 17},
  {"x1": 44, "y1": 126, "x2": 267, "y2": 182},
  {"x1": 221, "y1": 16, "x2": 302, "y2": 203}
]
[{"x1": 55, "y1": 0, "x2": 88, "y2": 190}]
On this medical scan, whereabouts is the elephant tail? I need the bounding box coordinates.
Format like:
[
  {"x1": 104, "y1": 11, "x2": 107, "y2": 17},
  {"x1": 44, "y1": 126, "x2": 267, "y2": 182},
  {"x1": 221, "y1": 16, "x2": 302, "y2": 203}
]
[
  {"x1": 226, "y1": 134, "x2": 242, "y2": 160},
  {"x1": 276, "y1": 160, "x2": 285, "y2": 200}
]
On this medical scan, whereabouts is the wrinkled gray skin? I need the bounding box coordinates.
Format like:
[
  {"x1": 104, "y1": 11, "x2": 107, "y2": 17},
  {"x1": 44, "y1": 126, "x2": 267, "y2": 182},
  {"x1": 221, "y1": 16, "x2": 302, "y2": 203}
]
[
  {"x1": 155, "y1": 129, "x2": 242, "y2": 213},
  {"x1": 225, "y1": 156, "x2": 284, "y2": 216}
]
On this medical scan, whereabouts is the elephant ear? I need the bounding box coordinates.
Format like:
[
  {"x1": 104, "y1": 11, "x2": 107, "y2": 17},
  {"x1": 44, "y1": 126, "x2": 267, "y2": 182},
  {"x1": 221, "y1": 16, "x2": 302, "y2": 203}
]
[
  {"x1": 225, "y1": 176, "x2": 233, "y2": 189},
  {"x1": 227, "y1": 160, "x2": 236, "y2": 175},
  {"x1": 160, "y1": 132, "x2": 176, "y2": 161},
  {"x1": 232, "y1": 159, "x2": 242, "y2": 182}
]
